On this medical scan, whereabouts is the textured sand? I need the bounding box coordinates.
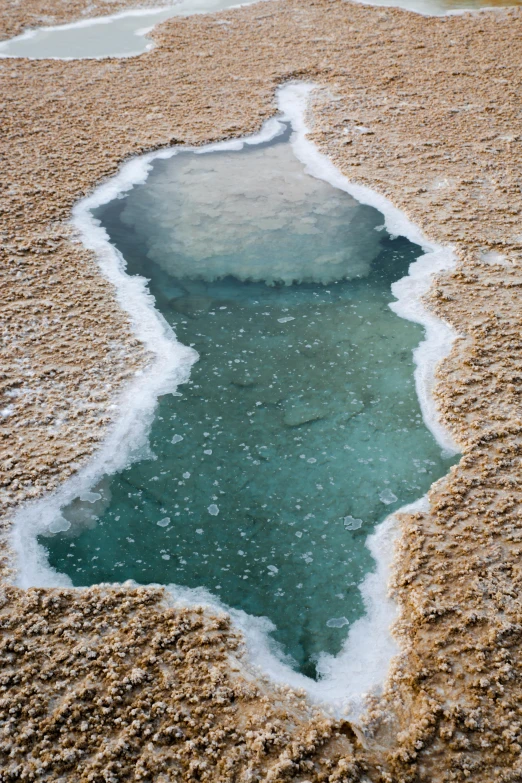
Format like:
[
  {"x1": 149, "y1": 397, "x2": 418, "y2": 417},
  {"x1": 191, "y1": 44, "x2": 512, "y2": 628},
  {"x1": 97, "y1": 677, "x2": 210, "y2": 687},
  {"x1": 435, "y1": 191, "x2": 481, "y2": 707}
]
[{"x1": 1, "y1": 0, "x2": 522, "y2": 780}]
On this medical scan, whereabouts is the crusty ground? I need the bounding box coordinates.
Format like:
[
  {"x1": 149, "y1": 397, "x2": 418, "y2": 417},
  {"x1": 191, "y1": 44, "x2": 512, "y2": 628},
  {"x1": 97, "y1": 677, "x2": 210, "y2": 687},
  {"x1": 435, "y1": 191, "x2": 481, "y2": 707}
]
[{"x1": 1, "y1": 0, "x2": 522, "y2": 780}]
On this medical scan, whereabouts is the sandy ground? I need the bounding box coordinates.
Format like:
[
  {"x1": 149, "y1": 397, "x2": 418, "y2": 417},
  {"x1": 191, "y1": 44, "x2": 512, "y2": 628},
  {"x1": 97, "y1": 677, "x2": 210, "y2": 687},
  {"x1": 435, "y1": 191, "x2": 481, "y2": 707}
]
[{"x1": 1, "y1": 0, "x2": 522, "y2": 780}]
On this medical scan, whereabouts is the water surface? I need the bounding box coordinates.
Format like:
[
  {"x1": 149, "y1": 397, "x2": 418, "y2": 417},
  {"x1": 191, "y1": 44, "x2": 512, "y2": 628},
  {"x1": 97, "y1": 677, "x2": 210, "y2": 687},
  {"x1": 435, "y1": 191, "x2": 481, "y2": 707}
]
[{"x1": 40, "y1": 128, "x2": 456, "y2": 677}]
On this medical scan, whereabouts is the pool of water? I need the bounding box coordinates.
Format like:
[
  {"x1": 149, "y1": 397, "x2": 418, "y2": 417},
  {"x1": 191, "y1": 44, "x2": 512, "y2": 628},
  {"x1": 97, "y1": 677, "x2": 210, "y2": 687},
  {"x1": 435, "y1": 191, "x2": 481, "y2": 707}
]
[{"x1": 38, "y1": 125, "x2": 456, "y2": 677}]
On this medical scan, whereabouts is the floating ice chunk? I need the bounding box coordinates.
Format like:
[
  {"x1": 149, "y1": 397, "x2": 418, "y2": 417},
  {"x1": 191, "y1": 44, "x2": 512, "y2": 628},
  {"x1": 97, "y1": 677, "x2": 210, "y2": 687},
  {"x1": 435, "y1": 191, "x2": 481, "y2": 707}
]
[
  {"x1": 161, "y1": 554, "x2": 170, "y2": 560},
  {"x1": 204, "y1": 449, "x2": 213, "y2": 455},
  {"x1": 208, "y1": 504, "x2": 219, "y2": 516},
  {"x1": 171, "y1": 434, "x2": 184, "y2": 444},
  {"x1": 267, "y1": 565, "x2": 278, "y2": 575},
  {"x1": 379, "y1": 489, "x2": 398, "y2": 505},
  {"x1": 326, "y1": 616, "x2": 349, "y2": 628},
  {"x1": 278, "y1": 316, "x2": 295, "y2": 323},
  {"x1": 182, "y1": 472, "x2": 191, "y2": 479},
  {"x1": 196, "y1": 528, "x2": 203, "y2": 534},
  {"x1": 157, "y1": 517, "x2": 170, "y2": 527},
  {"x1": 48, "y1": 515, "x2": 71, "y2": 534},
  {"x1": 79, "y1": 491, "x2": 102, "y2": 503},
  {"x1": 343, "y1": 515, "x2": 363, "y2": 531}
]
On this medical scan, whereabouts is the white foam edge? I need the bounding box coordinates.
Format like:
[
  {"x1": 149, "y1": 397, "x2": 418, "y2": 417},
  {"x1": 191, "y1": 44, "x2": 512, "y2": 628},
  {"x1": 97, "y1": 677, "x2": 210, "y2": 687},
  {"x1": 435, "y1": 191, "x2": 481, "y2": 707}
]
[
  {"x1": 9, "y1": 81, "x2": 460, "y2": 721},
  {"x1": 0, "y1": 0, "x2": 268, "y2": 60}
]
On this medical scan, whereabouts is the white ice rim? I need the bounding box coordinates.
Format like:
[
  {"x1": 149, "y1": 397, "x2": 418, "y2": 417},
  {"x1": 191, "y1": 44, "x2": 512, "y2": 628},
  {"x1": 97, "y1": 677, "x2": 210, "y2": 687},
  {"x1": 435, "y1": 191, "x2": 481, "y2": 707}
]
[
  {"x1": 0, "y1": 0, "x2": 515, "y2": 62},
  {"x1": 9, "y1": 81, "x2": 460, "y2": 721}
]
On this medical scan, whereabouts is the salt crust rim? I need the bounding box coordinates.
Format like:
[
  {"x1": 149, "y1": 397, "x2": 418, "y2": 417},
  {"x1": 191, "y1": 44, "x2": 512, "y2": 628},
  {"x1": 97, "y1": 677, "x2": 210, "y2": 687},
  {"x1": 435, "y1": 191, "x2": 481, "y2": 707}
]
[
  {"x1": 9, "y1": 82, "x2": 460, "y2": 720},
  {"x1": 0, "y1": 0, "x2": 513, "y2": 61}
]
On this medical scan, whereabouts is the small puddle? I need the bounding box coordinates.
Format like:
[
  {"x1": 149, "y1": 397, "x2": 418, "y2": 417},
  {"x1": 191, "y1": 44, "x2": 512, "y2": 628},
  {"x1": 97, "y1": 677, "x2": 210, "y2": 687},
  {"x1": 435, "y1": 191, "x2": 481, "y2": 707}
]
[{"x1": 35, "y1": 114, "x2": 458, "y2": 679}]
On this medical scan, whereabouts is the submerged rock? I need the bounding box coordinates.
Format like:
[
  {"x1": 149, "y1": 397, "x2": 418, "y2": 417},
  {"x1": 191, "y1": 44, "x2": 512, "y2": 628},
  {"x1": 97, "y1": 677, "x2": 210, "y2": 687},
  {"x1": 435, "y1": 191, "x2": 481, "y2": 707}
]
[{"x1": 283, "y1": 403, "x2": 325, "y2": 427}]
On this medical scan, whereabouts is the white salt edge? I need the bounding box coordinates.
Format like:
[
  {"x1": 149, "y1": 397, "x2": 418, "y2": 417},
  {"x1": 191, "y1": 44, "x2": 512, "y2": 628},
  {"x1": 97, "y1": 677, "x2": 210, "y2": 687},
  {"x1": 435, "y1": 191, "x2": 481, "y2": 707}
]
[{"x1": 9, "y1": 82, "x2": 460, "y2": 722}]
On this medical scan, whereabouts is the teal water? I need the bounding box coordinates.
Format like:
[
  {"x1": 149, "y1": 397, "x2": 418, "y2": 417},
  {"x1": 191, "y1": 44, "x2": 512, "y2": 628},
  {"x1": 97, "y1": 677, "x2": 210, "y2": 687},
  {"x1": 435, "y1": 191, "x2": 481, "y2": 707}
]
[{"x1": 40, "y1": 128, "x2": 456, "y2": 677}]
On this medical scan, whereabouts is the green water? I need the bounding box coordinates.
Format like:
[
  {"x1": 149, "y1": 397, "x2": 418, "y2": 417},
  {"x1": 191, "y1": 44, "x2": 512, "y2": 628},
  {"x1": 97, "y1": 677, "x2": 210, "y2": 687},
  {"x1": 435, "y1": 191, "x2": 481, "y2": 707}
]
[{"x1": 41, "y1": 129, "x2": 455, "y2": 677}]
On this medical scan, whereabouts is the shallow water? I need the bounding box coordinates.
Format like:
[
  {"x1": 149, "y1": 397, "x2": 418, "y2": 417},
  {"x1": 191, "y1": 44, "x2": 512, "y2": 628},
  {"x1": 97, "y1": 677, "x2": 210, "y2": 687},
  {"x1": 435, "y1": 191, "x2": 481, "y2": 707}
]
[
  {"x1": 39, "y1": 126, "x2": 456, "y2": 677},
  {"x1": 1, "y1": 0, "x2": 520, "y2": 61}
]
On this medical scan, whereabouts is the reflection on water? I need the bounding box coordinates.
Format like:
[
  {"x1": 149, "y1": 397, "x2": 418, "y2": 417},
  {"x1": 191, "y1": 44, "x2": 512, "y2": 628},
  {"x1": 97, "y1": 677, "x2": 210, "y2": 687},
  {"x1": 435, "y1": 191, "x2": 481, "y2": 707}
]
[{"x1": 40, "y1": 128, "x2": 457, "y2": 677}]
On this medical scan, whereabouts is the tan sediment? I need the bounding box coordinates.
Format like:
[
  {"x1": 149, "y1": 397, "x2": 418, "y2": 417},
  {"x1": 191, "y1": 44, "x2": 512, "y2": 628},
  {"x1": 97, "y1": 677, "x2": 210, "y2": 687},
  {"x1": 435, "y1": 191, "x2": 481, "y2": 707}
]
[{"x1": 1, "y1": 0, "x2": 522, "y2": 780}]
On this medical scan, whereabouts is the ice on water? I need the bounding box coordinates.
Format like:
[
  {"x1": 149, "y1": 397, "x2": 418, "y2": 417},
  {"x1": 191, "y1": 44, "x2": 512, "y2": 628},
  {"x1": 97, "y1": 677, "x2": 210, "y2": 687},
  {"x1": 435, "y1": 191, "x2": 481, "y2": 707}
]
[
  {"x1": 120, "y1": 142, "x2": 382, "y2": 286},
  {"x1": 40, "y1": 128, "x2": 457, "y2": 677}
]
